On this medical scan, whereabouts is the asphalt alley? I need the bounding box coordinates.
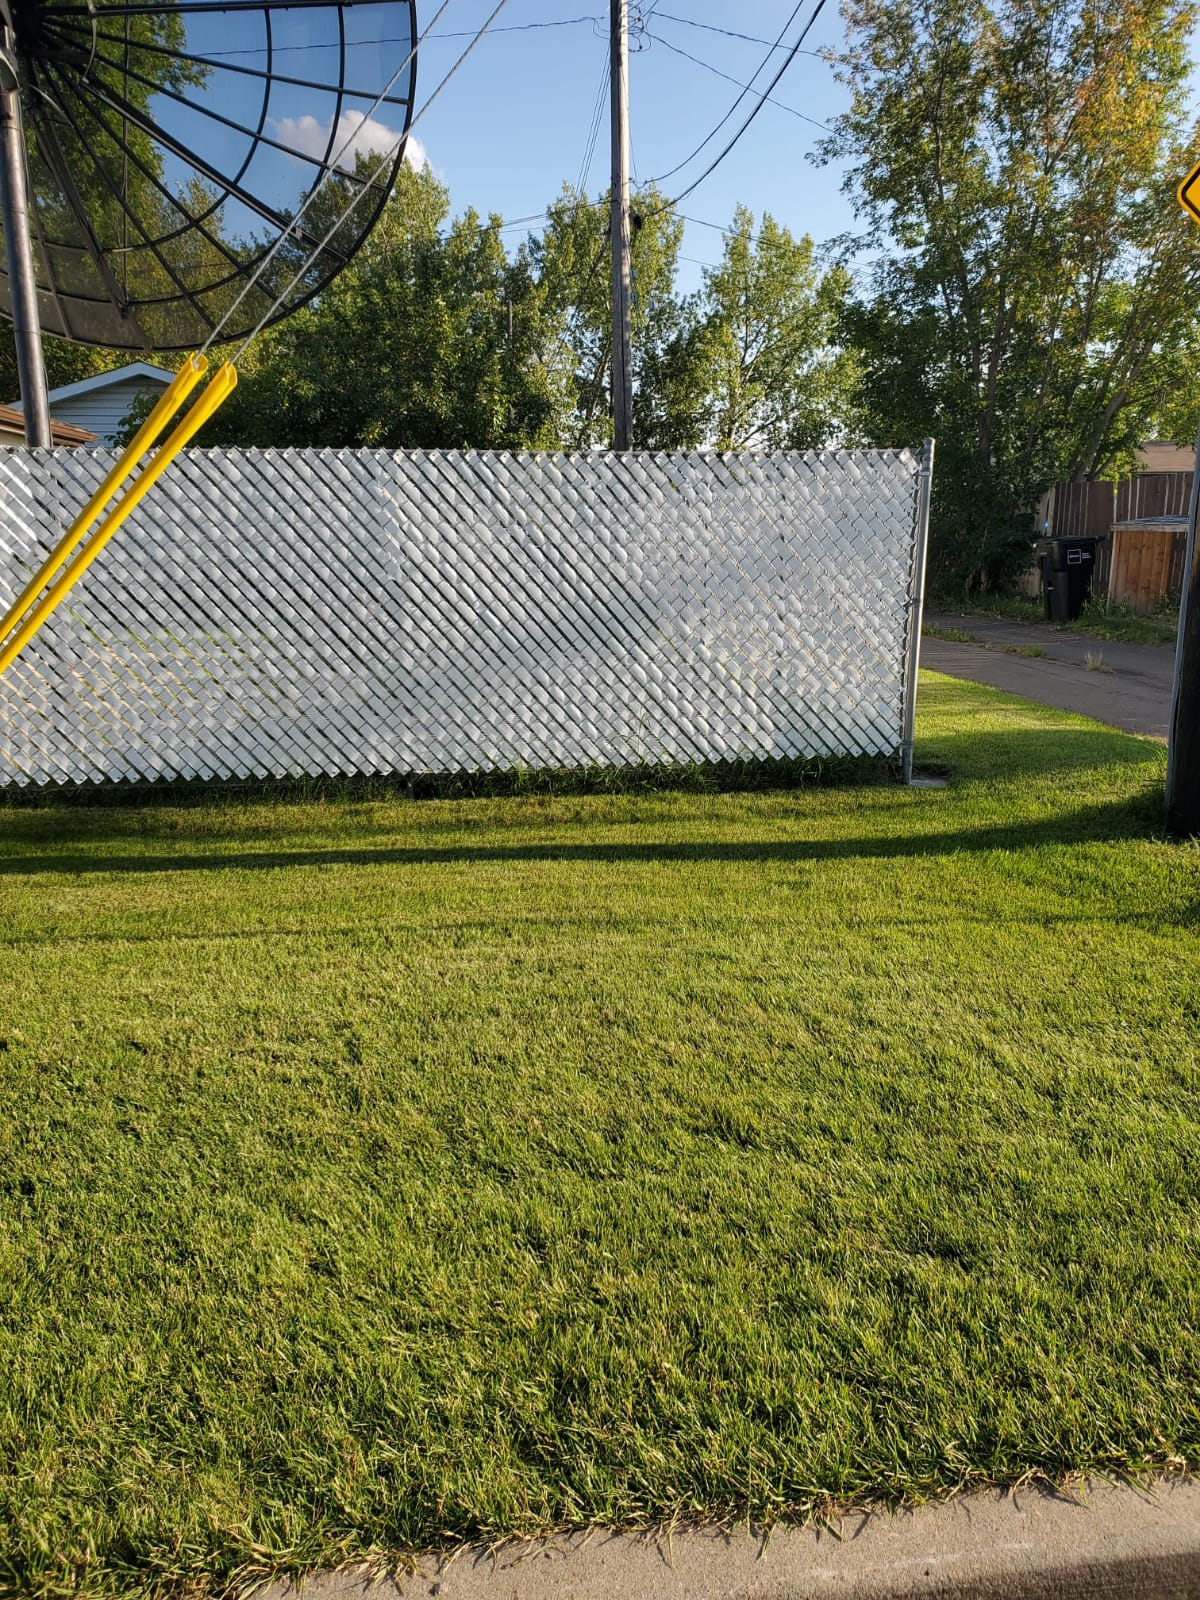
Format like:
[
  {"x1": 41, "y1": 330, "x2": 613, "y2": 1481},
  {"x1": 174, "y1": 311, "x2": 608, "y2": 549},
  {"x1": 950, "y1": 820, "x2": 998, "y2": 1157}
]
[{"x1": 921, "y1": 610, "x2": 1175, "y2": 738}]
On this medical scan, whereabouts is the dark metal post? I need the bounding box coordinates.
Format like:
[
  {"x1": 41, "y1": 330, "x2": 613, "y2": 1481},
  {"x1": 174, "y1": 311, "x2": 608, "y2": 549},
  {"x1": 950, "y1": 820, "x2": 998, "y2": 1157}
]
[
  {"x1": 0, "y1": 24, "x2": 50, "y2": 448},
  {"x1": 901, "y1": 438, "x2": 935, "y2": 784},
  {"x1": 1166, "y1": 417, "x2": 1200, "y2": 835},
  {"x1": 609, "y1": 0, "x2": 633, "y2": 451}
]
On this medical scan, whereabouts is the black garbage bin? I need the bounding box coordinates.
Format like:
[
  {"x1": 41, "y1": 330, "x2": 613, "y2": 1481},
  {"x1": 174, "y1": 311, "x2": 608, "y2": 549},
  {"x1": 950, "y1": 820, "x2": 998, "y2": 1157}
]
[{"x1": 1035, "y1": 534, "x2": 1104, "y2": 623}]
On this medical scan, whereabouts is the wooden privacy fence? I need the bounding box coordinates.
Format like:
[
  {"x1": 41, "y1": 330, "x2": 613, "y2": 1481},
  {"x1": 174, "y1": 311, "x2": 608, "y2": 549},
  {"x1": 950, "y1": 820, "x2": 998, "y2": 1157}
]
[
  {"x1": 1107, "y1": 517, "x2": 1190, "y2": 614},
  {"x1": 1039, "y1": 472, "x2": 1191, "y2": 613}
]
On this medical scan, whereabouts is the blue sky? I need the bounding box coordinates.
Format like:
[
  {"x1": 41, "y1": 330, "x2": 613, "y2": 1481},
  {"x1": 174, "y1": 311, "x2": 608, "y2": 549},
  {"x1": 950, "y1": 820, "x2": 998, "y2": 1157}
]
[
  {"x1": 138, "y1": 0, "x2": 853, "y2": 295},
  {"x1": 71, "y1": 0, "x2": 1200, "y2": 316},
  {"x1": 401, "y1": 0, "x2": 857, "y2": 290}
]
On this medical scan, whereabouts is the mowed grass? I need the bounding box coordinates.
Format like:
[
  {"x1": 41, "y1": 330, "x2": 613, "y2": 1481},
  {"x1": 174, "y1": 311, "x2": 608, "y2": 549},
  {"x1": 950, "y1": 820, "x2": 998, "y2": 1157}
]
[{"x1": 1, "y1": 674, "x2": 1198, "y2": 1598}]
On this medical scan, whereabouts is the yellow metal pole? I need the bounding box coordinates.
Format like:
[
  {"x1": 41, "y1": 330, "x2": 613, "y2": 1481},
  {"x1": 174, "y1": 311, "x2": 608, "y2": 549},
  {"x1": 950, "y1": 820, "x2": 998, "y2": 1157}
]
[
  {"x1": 0, "y1": 362, "x2": 237, "y2": 677},
  {"x1": 0, "y1": 353, "x2": 209, "y2": 652}
]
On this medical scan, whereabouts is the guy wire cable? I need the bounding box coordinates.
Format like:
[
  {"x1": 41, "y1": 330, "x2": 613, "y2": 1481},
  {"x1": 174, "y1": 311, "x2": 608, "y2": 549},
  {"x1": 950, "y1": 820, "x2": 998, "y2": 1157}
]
[
  {"x1": 203, "y1": 0, "x2": 484, "y2": 354},
  {"x1": 226, "y1": 0, "x2": 513, "y2": 366}
]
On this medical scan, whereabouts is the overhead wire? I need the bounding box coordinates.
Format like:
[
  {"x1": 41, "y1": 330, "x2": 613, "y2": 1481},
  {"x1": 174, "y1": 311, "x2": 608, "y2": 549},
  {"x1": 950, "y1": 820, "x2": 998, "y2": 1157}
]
[
  {"x1": 188, "y1": 13, "x2": 601, "y2": 57},
  {"x1": 646, "y1": 31, "x2": 830, "y2": 131},
  {"x1": 648, "y1": 11, "x2": 825, "y2": 56},
  {"x1": 678, "y1": 211, "x2": 737, "y2": 235},
  {"x1": 214, "y1": 0, "x2": 832, "y2": 372},
  {"x1": 656, "y1": 0, "x2": 832, "y2": 207},
  {"x1": 647, "y1": 0, "x2": 809, "y2": 186},
  {"x1": 207, "y1": 0, "x2": 515, "y2": 360},
  {"x1": 213, "y1": 0, "x2": 754, "y2": 361},
  {"x1": 575, "y1": 49, "x2": 610, "y2": 197}
]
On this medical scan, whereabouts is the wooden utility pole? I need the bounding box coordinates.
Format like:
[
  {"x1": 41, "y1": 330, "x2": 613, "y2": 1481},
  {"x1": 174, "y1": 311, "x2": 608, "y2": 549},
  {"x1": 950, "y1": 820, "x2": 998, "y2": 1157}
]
[
  {"x1": 1166, "y1": 416, "x2": 1200, "y2": 836},
  {"x1": 609, "y1": 0, "x2": 633, "y2": 451}
]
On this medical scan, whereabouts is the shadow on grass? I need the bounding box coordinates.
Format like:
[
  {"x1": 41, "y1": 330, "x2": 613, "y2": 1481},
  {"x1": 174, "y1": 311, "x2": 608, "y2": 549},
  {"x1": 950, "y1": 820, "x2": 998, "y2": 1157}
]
[
  {"x1": 0, "y1": 728, "x2": 1162, "y2": 853},
  {"x1": 0, "y1": 790, "x2": 1169, "y2": 879},
  {"x1": 917, "y1": 725, "x2": 1165, "y2": 783}
]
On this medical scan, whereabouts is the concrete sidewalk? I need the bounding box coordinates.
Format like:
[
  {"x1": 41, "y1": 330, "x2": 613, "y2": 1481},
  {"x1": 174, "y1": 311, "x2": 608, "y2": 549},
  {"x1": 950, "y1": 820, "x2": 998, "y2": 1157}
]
[
  {"x1": 260, "y1": 1477, "x2": 1200, "y2": 1599},
  {"x1": 921, "y1": 611, "x2": 1174, "y2": 738}
]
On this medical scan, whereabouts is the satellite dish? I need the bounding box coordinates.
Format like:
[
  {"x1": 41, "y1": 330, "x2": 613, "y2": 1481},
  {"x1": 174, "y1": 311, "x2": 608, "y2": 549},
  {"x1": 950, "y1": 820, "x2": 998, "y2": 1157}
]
[{"x1": 0, "y1": 0, "x2": 417, "y2": 355}]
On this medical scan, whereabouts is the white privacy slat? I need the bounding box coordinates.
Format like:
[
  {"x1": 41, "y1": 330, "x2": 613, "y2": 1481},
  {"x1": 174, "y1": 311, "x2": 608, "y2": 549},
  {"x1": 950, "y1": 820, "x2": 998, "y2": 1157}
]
[{"x1": 0, "y1": 447, "x2": 927, "y2": 786}]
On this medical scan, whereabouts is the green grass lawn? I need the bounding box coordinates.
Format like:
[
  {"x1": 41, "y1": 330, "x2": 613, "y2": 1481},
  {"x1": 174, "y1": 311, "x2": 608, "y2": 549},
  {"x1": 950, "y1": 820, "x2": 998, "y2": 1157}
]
[{"x1": 1, "y1": 674, "x2": 1198, "y2": 1599}]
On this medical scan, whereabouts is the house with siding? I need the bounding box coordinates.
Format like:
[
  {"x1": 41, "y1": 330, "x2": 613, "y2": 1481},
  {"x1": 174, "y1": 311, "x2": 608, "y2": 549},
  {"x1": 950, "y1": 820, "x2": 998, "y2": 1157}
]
[
  {"x1": 0, "y1": 404, "x2": 94, "y2": 447},
  {"x1": 6, "y1": 362, "x2": 173, "y2": 446}
]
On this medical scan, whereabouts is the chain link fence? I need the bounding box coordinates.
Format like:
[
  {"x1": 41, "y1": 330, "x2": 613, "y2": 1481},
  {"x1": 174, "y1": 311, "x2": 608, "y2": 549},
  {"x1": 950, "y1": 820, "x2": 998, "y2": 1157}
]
[{"x1": 0, "y1": 445, "x2": 932, "y2": 787}]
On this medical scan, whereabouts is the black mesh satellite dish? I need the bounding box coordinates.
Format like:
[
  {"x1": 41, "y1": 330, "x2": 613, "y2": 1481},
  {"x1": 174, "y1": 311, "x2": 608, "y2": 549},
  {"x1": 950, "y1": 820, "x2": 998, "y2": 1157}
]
[{"x1": 0, "y1": 0, "x2": 417, "y2": 353}]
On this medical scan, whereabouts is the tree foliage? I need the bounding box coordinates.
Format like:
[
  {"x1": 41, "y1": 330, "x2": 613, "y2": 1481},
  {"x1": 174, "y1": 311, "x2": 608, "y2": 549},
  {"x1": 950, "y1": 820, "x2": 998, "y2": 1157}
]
[
  {"x1": 183, "y1": 179, "x2": 858, "y2": 456},
  {"x1": 199, "y1": 166, "x2": 564, "y2": 450},
  {"x1": 531, "y1": 184, "x2": 690, "y2": 448},
  {"x1": 695, "y1": 206, "x2": 856, "y2": 451},
  {"x1": 0, "y1": 336, "x2": 125, "y2": 410},
  {"x1": 826, "y1": 0, "x2": 1200, "y2": 588}
]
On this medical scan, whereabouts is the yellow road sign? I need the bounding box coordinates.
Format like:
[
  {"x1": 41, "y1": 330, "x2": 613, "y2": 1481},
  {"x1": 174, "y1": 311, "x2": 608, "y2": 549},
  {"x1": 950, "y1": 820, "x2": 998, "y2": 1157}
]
[{"x1": 1180, "y1": 160, "x2": 1200, "y2": 225}]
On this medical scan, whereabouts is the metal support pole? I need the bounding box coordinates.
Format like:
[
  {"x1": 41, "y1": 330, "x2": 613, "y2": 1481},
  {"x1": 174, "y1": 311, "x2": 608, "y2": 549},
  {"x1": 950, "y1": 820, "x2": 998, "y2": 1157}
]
[
  {"x1": 609, "y1": 0, "x2": 633, "y2": 451},
  {"x1": 0, "y1": 27, "x2": 50, "y2": 449},
  {"x1": 901, "y1": 438, "x2": 935, "y2": 784},
  {"x1": 1165, "y1": 415, "x2": 1200, "y2": 835}
]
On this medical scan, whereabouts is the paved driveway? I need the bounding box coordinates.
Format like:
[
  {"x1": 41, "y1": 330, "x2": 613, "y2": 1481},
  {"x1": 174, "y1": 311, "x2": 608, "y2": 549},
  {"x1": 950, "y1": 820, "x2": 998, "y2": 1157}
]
[{"x1": 921, "y1": 610, "x2": 1175, "y2": 738}]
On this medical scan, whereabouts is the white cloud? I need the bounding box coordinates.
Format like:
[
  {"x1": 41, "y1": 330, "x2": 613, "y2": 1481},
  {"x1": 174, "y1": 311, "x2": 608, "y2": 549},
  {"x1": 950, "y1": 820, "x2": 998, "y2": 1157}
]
[{"x1": 274, "y1": 110, "x2": 427, "y2": 173}]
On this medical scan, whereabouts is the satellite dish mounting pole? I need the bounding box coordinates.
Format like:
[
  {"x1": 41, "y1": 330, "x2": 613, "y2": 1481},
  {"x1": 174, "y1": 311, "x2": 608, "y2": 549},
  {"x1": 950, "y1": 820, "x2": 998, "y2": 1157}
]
[
  {"x1": 609, "y1": 0, "x2": 633, "y2": 451},
  {"x1": 0, "y1": 6, "x2": 50, "y2": 448}
]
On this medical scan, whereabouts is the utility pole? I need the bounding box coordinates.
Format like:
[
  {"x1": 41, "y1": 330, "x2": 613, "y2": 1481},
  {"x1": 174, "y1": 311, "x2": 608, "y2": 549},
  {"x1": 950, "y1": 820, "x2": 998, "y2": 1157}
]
[
  {"x1": 1166, "y1": 416, "x2": 1200, "y2": 836},
  {"x1": 609, "y1": 0, "x2": 633, "y2": 451},
  {"x1": 0, "y1": 4, "x2": 50, "y2": 448}
]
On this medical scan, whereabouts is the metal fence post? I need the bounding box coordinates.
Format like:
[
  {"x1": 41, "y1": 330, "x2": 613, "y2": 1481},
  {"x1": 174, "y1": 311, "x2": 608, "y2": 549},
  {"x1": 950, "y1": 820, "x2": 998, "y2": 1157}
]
[
  {"x1": 1165, "y1": 415, "x2": 1200, "y2": 833},
  {"x1": 901, "y1": 438, "x2": 935, "y2": 784}
]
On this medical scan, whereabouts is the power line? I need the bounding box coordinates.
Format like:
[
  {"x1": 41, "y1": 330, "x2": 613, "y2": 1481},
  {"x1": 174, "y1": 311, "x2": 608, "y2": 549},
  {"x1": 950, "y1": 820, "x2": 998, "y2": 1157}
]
[
  {"x1": 662, "y1": 0, "x2": 832, "y2": 207},
  {"x1": 650, "y1": 11, "x2": 825, "y2": 56},
  {"x1": 678, "y1": 212, "x2": 736, "y2": 235},
  {"x1": 495, "y1": 211, "x2": 548, "y2": 232},
  {"x1": 647, "y1": 0, "x2": 809, "y2": 186},
  {"x1": 575, "y1": 50, "x2": 610, "y2": 197},
  {"x1": 186, "y1": 14, "x2": 601, "y2": 58},
  {"x1": 647, "y1": 30, "x2": 829, "y2": 131}
]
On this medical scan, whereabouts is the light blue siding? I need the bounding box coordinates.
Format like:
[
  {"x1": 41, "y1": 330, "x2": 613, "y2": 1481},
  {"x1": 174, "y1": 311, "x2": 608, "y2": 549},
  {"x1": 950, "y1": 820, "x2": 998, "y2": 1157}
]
[{"x1": 48, "y1": 377, "x2": 170, "y2": 445}]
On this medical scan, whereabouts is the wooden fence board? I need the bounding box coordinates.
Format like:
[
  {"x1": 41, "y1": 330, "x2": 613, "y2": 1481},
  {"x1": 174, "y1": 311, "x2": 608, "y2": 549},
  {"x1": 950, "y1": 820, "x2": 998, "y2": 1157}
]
[
  {"x1": 1045, "y1": 471, "x2": 1191, "y2": 612},
  {"x1": 1110, "y1": 527, "x2": 1176, "y2": 613}
]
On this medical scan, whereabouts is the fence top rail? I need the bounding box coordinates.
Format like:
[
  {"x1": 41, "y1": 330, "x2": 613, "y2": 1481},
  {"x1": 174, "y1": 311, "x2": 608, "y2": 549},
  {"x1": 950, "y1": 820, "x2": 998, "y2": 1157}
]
[
  {"x1": 1113, "y1": 515, "x2": 1190, "y2": 529},
  {"x1": 4, "y1": 443, "x2": 927, "y2": 467}
]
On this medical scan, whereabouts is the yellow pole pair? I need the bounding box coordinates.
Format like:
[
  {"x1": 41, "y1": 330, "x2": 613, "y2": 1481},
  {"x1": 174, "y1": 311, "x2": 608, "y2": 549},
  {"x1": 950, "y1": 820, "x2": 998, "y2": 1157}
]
[{"x1": 0, "y1": 352, "x2": 237, "y2": 676}]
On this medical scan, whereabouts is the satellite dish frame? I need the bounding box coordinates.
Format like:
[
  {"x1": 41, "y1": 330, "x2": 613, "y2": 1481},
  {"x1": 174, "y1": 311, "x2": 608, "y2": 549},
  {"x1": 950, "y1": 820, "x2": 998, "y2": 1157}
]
[
  {"x1": 0, "y1": 0, "x2": 420, "y2": 447},
  {"x1": 0, "y1": 0, "x2": 52, "y2": 446}
]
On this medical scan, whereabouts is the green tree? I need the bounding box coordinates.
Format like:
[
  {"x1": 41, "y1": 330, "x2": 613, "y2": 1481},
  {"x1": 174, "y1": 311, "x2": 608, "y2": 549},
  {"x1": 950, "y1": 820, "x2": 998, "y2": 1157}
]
[
  {"x1": 531, "y1": 184, "x2": 692, "y2": 447},
  {"x1": 826, "y1": 0, "x2": 1200, "y2": 589},
  {"x1": 195, "y1": 165, "x2": 564, "y2": 450},
  {"x1": 0, "y1": 336, "x2": 127, "y2": 409},
  {"x1": 693, "y1": 205, "x2": 857, "y2": 450}
]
